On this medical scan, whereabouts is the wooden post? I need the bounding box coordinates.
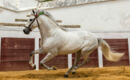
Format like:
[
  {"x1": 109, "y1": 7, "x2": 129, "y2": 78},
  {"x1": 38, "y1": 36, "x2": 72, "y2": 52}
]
[
  {"x1": 0, "y1": 23, "x2": 25, "y2": 26},
  {"x1": 15, "y1": 19, "x2": 28, "y2": 22},
  {"x1": 56, "y1": 20, "x2": 62, "y2": 23},
  {"x1": 128, "y1": 38, "x2": 130, "y2": 65},
  {"x1": 0, "y1": 22, "x2": 80, "y2": 28},
  {"x1": 15, "y1": 18, "x2": 62, "y2": 23},
  {"x1": 61, "y1": 25, "x2": 80, "y2": 28},
  {"x1": 98, "y1": 46, "x2": 103, "y2": 68},
  {"x1": 35, "y1": 38, "x2": 40, "y2": 70},
  {"x1": 0, "y1": 37, "x2": 1, "y2": 63},
  {"x1": 68, "y1": 54, "x2": 72, "y2": 69}
]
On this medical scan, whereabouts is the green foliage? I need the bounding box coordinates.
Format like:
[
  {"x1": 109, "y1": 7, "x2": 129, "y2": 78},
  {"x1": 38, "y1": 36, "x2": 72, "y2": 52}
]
[{"x1": 38, "y1": 11, "x2": 44, "y2": 16}]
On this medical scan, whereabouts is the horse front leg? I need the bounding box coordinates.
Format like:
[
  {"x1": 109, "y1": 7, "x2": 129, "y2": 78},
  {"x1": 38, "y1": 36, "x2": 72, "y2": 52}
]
[
  {"x1": 40, "y1": 52, "x2": 58, "y2": 70},
  {"x1": 29, "y1": 48, "x2": 44, "y2": 69}
]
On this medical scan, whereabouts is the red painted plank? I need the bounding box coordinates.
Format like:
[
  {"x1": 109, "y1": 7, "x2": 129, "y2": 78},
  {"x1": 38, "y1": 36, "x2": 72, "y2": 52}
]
[
  {"x1": 72, "y1": 49, "x2": 98, "y2": 68},
  {"x1": 39, "y1": 54, "x2": 68, "y2": 68},
  {"x1": 0, "y1": 38, "x2": 34, "y2": 71},
  {"x1": 39, "y1": 38, "x2": 68, "y2": 68},
  {"x1": 0, "y1": 61, "x2": 32, "y2": 71},
  {"x1": 103, "y1": 39, "x2": 129, "y2": 67}
]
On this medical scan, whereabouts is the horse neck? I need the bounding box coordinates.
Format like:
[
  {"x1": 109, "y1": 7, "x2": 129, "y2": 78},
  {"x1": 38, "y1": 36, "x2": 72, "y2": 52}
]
[{"x1": 38, "y1": 15, "x2": 61, "y2": 38}]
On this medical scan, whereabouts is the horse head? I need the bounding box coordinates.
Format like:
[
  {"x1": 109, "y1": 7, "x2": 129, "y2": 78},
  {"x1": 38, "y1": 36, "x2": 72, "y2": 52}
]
[{"x1": 23, "y1": 9, "x2": 43, "y2": 34}]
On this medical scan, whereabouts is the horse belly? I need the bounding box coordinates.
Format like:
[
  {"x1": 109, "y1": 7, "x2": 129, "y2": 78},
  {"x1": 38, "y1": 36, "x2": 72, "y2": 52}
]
[
  {"x1": 58, "y1": 42, "x2": 82, "y2": 55},
  {"x1": 58, "y1": 49, "x2": 80, "y2": 55}
]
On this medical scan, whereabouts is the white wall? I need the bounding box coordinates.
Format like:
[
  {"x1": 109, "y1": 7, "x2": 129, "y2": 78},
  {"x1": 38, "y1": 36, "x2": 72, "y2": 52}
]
[
  {"x1": 0, "y1": 0, "x2": 130, "y2": 32},
  {"x1": 0, "y1": 0, "x2": 19, "y2": 10},
  {"x1": 47, "y1": 0, "x2": 130, "y2": 32},
  {"x1": 0, "y1": 8, "x2": 28, "y2": 23},
  {"x1": 0, "y1": 0, "x2": 112, "y2": 11},
  {"x1": 0, "y1": 0, "x2": 130, "y2": 70},
  {"x1": 19, "y1": 0, "x2": 37, "y2": 10}
]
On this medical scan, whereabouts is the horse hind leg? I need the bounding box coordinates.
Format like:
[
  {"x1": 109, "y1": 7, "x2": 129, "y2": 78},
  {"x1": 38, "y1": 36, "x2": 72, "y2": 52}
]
[
  {"x1": 74, "y1": 44, "x2": 98, "y2": 70},
  {"x1": 71, "y1": 50, "x2": 82, "y2": 74},
  {"x1": 64, "y1": 43, "x2": 98, "y2": 77},
  {"x1": 64, "y1": 50, "x2": 81, "y2": 77}
]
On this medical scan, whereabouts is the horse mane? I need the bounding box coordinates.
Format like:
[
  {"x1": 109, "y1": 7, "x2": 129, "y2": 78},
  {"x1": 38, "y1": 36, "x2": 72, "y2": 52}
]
[{"x1": 38, "y1": 10, "x2": 67, "y2": 31}]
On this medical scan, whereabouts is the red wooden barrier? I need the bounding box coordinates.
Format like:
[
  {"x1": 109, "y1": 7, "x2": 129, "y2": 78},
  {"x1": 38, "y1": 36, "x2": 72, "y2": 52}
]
[
  {"x1": 103, "y1": 39, "x2": 129, "y2": 66},
  {"x1": 0, "y1": 38, "x2": 34, "y2": 71}
]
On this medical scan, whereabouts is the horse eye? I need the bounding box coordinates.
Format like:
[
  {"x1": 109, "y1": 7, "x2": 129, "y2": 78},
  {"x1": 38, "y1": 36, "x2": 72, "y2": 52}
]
[{"x1": 30, "y1": 19, "x2": 33, "y2": 21}]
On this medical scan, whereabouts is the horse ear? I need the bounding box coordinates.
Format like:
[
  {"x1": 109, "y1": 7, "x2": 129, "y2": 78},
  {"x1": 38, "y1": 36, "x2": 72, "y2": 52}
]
[
  {"x1": 32, "y1": 9, "x2": 35, "y2": 14},
  {"x1": 32, "y1": 9, "x2": 39, "y2": 18}
]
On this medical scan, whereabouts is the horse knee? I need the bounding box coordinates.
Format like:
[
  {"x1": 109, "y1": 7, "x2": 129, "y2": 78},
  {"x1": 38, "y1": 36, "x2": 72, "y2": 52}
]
[
  {"x1": 40, "y1": 59, "x2": 45, "y2": 65},
  {"x1": 40, "y1": 62, "x2": 43, "y2": 66}
]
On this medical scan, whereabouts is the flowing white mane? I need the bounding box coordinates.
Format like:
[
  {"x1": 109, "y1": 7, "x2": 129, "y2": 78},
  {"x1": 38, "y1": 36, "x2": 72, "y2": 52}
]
[
  {"x1": 38, "y1": 10, "x2": 67, "y2": 31},
  {"x1": 37, "y1": 10, "x2": 58, "y2": 25}
]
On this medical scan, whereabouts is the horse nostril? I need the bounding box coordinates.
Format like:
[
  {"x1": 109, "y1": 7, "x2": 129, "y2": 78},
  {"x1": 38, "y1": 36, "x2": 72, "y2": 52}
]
[
  {"x1": 23, "y1": 29, "x2": 25, "y2": 32},
  {"x1": 23, "y1": 28, "x2": 30, "y2": 34}
]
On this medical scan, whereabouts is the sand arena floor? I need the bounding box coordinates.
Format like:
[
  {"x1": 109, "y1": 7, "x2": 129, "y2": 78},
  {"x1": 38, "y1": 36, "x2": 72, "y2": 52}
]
[{"x1": 0, "y1": 66, "x2": 130, "y2": 80}]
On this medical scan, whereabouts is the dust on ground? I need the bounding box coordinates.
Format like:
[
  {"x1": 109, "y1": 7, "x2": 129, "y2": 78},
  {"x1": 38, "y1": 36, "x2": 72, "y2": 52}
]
[{"x1": 0, "y1": 66, "x2": 130, "y2": 80}]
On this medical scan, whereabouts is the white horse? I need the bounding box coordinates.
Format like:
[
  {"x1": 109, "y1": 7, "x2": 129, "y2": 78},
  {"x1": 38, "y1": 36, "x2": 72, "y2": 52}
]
[{"x1": 23, "y1": 9, "x2": 124, "y2": 77}]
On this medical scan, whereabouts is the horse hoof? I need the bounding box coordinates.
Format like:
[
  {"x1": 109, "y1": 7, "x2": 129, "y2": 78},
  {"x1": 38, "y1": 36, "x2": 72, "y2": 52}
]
[
  {"x1": 72, "y1": 72, "x2": 76, "y2": 75},
  {"x1": 64, "y1": 74, "x2": 69, "y2": 78},
  {"x1": 32, "y1": 65, "x2": 36, "y2": 69},
  {"x1": 52, "y1": 66, "x2": 57, "y2": 70},
  {"x1": 53, "y1": 67, "x2": 57, "y2": 70}
]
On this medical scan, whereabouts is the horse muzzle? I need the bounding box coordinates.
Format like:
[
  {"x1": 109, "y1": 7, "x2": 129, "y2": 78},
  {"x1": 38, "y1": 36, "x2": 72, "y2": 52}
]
[{"x1": 23, "y1": 27, "x2": 31, "y2": 34}]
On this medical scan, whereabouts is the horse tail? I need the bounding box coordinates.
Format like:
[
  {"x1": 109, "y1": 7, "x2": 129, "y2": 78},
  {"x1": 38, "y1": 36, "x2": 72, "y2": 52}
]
[{"x1": 98, "y1": 38, "x2": 124, "y2": 62}]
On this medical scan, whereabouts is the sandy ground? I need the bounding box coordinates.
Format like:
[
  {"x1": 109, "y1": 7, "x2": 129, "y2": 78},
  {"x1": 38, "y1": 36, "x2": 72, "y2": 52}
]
[{"x1": 0, "y1": 66, "x2": 130, "y2": 80}]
